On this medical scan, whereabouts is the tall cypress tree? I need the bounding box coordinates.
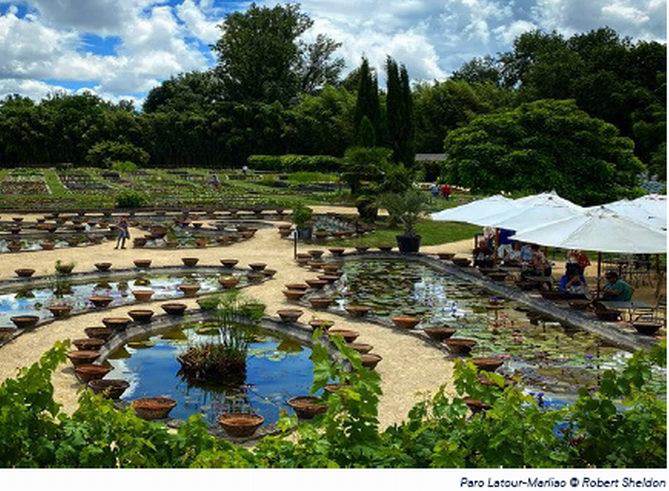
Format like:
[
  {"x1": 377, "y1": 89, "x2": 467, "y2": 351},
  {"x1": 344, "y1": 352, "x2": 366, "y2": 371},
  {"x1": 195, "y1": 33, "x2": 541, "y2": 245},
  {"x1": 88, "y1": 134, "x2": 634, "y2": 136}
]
[
  {"x1": 386, "y1": 57, "x2": 415, "y2": 167},
  {"x1": 353, "y1": 57, "x2": 380, "y2": 146}
]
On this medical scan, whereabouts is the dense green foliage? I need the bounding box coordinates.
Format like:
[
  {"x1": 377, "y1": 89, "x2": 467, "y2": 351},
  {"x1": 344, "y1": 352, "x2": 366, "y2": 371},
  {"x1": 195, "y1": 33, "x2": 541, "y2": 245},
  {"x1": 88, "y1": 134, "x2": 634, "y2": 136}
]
[
  {"x1": 115, "y1": 190, "x2": 148, "y2": 209},
  {"x1": 0, "y1": 337, "x2": 664, "y2": 468},
  {"x1": 247, "y1": 154, "x2": 341, "y2": 172},
  {"x1": 212, "y1": 3, "x2": 343, "y2": 104},
  {"x1": 386, "y1": 57, "x2": 415, "y2": 168},
  {"x1": 353, "y1": 58, "x2": 382, "y2": 146},
  {"x1": 444, "y1": 99, "x2": 645, "y2": 205},
  {"x1": 86, "y1": 141, "x2": 149, "y2": 168}
]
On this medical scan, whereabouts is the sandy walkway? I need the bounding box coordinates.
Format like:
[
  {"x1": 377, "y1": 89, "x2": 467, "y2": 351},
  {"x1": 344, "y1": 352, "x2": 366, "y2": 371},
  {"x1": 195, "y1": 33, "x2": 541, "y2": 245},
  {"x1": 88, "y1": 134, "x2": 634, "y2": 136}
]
[{"x1": 0, "y1": 222, "x2": 454, "y2": 429}]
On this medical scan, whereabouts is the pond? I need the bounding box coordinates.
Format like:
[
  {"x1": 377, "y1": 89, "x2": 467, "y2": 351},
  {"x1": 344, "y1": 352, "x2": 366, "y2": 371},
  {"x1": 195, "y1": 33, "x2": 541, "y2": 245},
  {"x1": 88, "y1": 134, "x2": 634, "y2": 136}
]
[
  {"x1": 0, "y1": 272, "x2": 234, "y2": 325},
  {"x1": 0, "y1": 238, "x2": 93, "y2": 253},
  {"x1": 107, "y1": 321, "x2": 314, "y2": 425},
  {"x1": 334, "y1": 259, "x2": 666, "y2": 400}
]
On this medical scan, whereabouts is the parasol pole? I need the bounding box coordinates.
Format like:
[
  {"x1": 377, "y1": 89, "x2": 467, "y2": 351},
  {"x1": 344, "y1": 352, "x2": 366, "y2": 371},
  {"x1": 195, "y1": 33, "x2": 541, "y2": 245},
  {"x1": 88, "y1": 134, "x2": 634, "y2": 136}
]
[{"x1": 596, "y1": 251, "x2": 602, "y2": 298}]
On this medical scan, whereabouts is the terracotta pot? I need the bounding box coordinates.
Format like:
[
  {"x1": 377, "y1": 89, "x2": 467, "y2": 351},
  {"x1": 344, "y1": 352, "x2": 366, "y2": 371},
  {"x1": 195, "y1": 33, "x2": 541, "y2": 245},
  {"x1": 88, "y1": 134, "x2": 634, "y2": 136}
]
[
  {"x1": 12, "y1": 217, "x2": 23, "y2": 223},
  {"x1": 284, "y1": 283, "x2": 308, "y2": 291},
  {"x1": 452, "y1": 258, "x2": 471, "y2": 267},
  {"x1": 328, "y1": 248, "x2": 345, "y2": 257},
  {"x1": 349, "y1": 342, "x2": 373, "y2": 354},
  {"x1": 355, "y1": 246, "x2": 369, "y2": 253},
  {"x1": 305, "y1": 279, "x2": 328, "y2": 289},
  {"x1": 195, "y1": 238, "x2": 208, "y2": 248},
  {"x1": 89, "y1": 295, "x2": 113, "y2": 308},
  {"x1": 247, "y1": 272, "x2": 265, "y2": 283},
  {"x1": 14, "y1": 268, "x2": 35, "y2": 278},
  {"x1": 220, "y1": 259, "x2": 239, "y2": 268},
  {"x1": 181, "y1": 257, "x2": 199, "y2": 267},
  {"x1": 48, "y1": 304, "x2": 72, "y2": 318},
  {"x1": 133, "y1": 238, "x2": 147, "y2": 248},
  {"x1": 95, "y1": 262, "x2": 112, "y2": 272},
  {"x1": 0, "y1": 325, "x2": 17, "y2": 339},
  {"x1": 40, "y1": 241, "x2": 55, "y2": 250},
  {"x1": 263, "y1": 268, "x2": 277, "y2": 278},
  {"x1": 308, "y1": 250, "x2": 324, "y2": 259},
  {"x1": 345, "y1": 305, "x2": 371, "y2": 317},
  {"x1": 327, "y1": 328, "x2": 359, "y2": 343},
  {"x1": 437, "y1": 252, "x2": 455, "y2": 260},
  {"x1": 277, "y1": 309, "x2": 303, "y2": 323},
  {"x1": 132, "y1": 397, "x2": 177, "y2": 420},
  {"x1": 633, "y1": 321, "x2": 662, "y2": 336},
  {"x1": 278, "y1": 229, "x2": 291, "y2": 238},
  {"x1": 217, "y1": 236, "x2": 231, "y2": 245},
  {"x1": 391, "y1": 315, "x2": 420, "y2": 329},
  {"x1": 133, "y1": 259, "x2": 152, "y2": 269},
  {"x1": 219, "y1": 276, "x2": 241, "y2": 289},
  {"x1": 278, "y1": 224, "x2": 292, "y2": 231},
  {"x1": 67, "y1": 350, "x2": 100, "y2": 366},
  {"x1": 314, "y1": 230, "x2": 328, "y2": 240},
  {"x1": 161, "y1": 303, "x2": 187, "y2": 316},
  {"x1": 75, "y1": 364, "x2": 112, "y2": 383},
  {"x1": 309, "y1": 319, "x2": 334, "y2": 331},
  {"x1": 308, "y1": 261, "x2": 324, "y2": 270},
  {"x1": 445, "y1": 338, "x2": 477, "y2": 355},
  {"x1": 287, "y1": 396, "x2": 327, "y2": 419},
  {"x1": 73, "y1": 338, "x2": 105, "y2": 351},
  {"x1": 322, "y1": 263, "x2": 341, "y2": 273},
  {"x1": 87, "y1": 379, "x2": 130, "y2": 400},
  {"x1": 309, "y1": 297, "x2": 333, "y2": 309},
  {"x1": 378, "y1": 246, "x2": 393, "y2": 253},
  {"x1": 102, "y1": 317, "x2": 131, "y2": 331},
  {"x1": 471, "y1": 357, "x2": 504, "y2": 372},
  {"x1": 360, "y1": 353, "x2": 382, "y2": 370},
  {"x1": 283, "y1": 289, "x2": 306, "y2": 301},
  {"x1": 218, "y1": 413, "x2": 264, "y2": 438},
  {"x1": 128, "y1": 309, "x2": 154, "y2": 324},
  {"x1": 423, "y1": 327, "x2": 457, "y2": 342},
  {"x1": 84, "y1": 327, "x2": 113, "y2": 340},
  {"x1": 463, "y1": 398, "x2": 491, "y2": 413},
  {"x1": 132, "y1": 289, "x2": 154, "y2": 302},
  {"x1": 7, "y1": 242, "x2": 21, "y2": 253},
  {"x1": 55, "y1": 263, "x2": 74, "y2": 274},
  {"x1": 317, "y1": 274, "x2": 339, "y2": 284},
  {"x1": 192, "y1": 222, "x2": 203, "y2": 229},
  {"x1": 249, "y1": 262, "x2": 267, "y2": 272},
  {"x1": 178, "y1": 283, "x2": 201, "y2": 297},
  {"x1": 165, "y1": 240, "x2": 178, "y2": 248}
]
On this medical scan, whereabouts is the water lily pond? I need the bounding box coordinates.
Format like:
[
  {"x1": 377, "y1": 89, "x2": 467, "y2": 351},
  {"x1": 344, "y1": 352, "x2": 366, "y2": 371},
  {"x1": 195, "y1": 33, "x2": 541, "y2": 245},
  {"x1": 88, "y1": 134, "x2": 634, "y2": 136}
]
[
  {"x1": 0, "y1": 272, "x2": 231, "y2": 325},
  {"x1": 107, "y1": 321, "x2": 314, "y2": 425},
  {"x1": 334, "y1": 259, "x2": 666, "y2": 399}
]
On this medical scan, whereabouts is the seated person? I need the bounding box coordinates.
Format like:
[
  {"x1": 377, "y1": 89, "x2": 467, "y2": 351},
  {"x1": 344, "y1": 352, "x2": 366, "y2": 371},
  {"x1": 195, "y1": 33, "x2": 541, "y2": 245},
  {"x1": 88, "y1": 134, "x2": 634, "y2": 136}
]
[
  {"x1": 503, "y1": 242, "x2": 523, "y2": 265},
  {"x1": 473, "y1": 238, "x2": 494, "y2": 268},
  {"x1": 558, "y1": 271, "x2": 588, "y2": 298},
  {"x1": 520, "y1": 243, "x2": 534, "y2": 263},
  {"x1": 600, "y1": 271, "x2": 633, "y2": 302},
  {"x1": 522, "y1": 246, "x2": 552, "y2": 280},
  {"x1": 496, "y1": 228, "x2": 515, "y2": 259}
]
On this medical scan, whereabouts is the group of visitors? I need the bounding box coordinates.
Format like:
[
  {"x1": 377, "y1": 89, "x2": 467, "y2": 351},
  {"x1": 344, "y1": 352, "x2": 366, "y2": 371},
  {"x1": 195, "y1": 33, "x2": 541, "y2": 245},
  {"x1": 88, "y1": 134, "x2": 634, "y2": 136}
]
[{"x1": 430, "y1": 183, "x2": 452, "y2": 200}]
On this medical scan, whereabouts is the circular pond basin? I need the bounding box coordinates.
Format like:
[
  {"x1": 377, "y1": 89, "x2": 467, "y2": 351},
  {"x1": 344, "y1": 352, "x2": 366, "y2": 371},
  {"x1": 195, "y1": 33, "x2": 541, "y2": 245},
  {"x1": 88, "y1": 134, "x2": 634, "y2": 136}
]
[
  {"x1": 106, "y1": 321, "x2": 315, "y2": 426},
  {"x1": 0, "y1": 272, "x2": 243, "y2": 325}
]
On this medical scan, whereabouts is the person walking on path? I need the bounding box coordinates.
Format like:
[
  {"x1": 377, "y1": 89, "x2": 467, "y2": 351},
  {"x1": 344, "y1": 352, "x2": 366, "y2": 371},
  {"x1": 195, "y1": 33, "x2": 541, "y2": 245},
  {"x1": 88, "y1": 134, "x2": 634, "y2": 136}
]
[{"x1": 114, "y1": 216, "x2": 130, "y2": 249}]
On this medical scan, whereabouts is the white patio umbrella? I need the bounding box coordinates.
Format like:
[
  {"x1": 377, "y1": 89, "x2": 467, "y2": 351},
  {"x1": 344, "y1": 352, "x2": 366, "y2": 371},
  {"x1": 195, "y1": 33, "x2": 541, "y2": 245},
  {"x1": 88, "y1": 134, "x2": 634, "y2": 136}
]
[
  {"x1": 602, "y1": 195, "x2": 667, "y2": 231},
  {"x1": 477, "y1": 193, "x2": 584, "y2": 231},
  {"x1": 509, "y1": 207, "x2": 667, "y2": 294},
  {"x1": 430, "y1": 194, "x2": 519, "y2": 226}
]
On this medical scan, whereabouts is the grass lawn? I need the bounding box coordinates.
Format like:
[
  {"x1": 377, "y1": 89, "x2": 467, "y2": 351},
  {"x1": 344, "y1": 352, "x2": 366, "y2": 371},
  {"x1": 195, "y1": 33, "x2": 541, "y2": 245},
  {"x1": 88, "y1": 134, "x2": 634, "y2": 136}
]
[{"x1": 330, "y1": 218, "x2": 479, "y2": 248}]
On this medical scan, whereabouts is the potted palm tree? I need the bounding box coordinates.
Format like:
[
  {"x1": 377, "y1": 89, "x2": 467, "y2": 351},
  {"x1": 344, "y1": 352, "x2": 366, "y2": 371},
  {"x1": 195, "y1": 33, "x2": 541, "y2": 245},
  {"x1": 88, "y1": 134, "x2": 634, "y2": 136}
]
[
  {"x1": 291, "y1": 203, "x2": 313, "y2": 240},
  {"x1": 378, "y1": 189, "x2": 429, "y2": 253}
]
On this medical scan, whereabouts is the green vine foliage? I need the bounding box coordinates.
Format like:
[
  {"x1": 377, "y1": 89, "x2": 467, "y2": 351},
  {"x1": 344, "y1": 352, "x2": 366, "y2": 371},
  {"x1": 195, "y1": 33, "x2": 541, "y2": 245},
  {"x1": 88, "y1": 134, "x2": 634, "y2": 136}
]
[{"x1": 0, "y1": 336, "x2": 665, "y2": 468}]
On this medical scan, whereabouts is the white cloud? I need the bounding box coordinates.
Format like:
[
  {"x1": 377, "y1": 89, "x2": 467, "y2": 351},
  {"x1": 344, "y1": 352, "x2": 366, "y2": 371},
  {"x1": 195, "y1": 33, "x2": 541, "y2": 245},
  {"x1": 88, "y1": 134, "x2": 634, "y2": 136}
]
[
  {"x1": 176, "y1": 0, "x2": 221, "y2": 44},
  {"x1": 0, "y1": 0, "x2": 665, "y2": 102},
  {"x1": 0, "y1": 78, "x2": 69, "y2": 99}
]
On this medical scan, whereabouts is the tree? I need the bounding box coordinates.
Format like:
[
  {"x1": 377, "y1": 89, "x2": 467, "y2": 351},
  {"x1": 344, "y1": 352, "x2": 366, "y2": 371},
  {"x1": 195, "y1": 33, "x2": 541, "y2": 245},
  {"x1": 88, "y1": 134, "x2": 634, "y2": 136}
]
[
  {"x1": 385, "y1": 57, "x2": 415, "y2": 167},
  {"x1": 452, "y1": 55, "x2": 503, "y2": 86},
  {"x1": 143, "y1": 71, "x2": 220, "y2": 113},
  {"x1": 212, "y1": 3, "x2": 343, "y2": 104},
  {"x1": 444, "y1": 99, "x2": 645, "y2": 205},
  {"x1": 353, "y1": 58, "x2": 381, "y2": 145}
]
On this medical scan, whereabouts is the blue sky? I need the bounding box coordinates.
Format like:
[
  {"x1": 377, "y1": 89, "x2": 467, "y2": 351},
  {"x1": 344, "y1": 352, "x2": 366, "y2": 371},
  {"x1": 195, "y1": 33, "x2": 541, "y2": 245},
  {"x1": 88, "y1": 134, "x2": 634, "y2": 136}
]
[{"x1": 0, "y1": 0, "x2": 665, "y2": 103}]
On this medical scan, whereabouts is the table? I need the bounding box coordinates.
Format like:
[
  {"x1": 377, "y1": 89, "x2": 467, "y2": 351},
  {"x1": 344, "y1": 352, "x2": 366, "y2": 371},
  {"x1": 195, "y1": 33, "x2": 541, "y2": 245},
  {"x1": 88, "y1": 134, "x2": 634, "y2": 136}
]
[{"x1": 598, "y1": 300, "x2": 653, "y2": 321}]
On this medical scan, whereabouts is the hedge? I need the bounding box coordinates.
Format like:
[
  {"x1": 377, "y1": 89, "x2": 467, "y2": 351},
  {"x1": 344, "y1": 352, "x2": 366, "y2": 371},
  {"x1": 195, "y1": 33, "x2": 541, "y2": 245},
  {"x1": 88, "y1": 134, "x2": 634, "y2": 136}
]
[{"x1": 248, "y1": 154, "x2": 342, "y2": 172}]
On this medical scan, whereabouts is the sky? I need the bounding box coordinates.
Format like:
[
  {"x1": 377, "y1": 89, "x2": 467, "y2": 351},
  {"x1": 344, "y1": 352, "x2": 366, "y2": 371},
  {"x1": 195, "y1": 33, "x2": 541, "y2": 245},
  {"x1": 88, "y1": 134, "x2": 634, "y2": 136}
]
[{"x1": 0, "y1": 0, "x2": 666, "y2": 104}]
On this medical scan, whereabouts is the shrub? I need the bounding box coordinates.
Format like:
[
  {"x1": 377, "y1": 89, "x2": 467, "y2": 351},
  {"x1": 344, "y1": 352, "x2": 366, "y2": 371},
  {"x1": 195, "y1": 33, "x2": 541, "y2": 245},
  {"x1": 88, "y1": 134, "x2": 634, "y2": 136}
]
[
  {"x1": 111, "y1": 161, "x2": 138, "y2": 173},
  {"x1": 87, "y1": 141, "x2": 149, "y2": 169},
  {"x1": 291, "y1": 203, "x2": 313, "y2": 228},
  {"x1": 248, "y1": 154, "x2": 342, "y2": 172},
  {"x1": 115, "y1": 190, "x2": 148, "y2": 208}
]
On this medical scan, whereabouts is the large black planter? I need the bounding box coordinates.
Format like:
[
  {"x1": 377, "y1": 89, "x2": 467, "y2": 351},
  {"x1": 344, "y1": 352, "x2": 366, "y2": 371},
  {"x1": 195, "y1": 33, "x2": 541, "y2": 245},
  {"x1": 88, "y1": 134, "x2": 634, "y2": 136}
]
[
  {"x1": 396, "y1": 234, "x2": 421, "y2": 253},
  {"x1": 296, "y1": 227, "x2": 312, "y2": 240}
]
